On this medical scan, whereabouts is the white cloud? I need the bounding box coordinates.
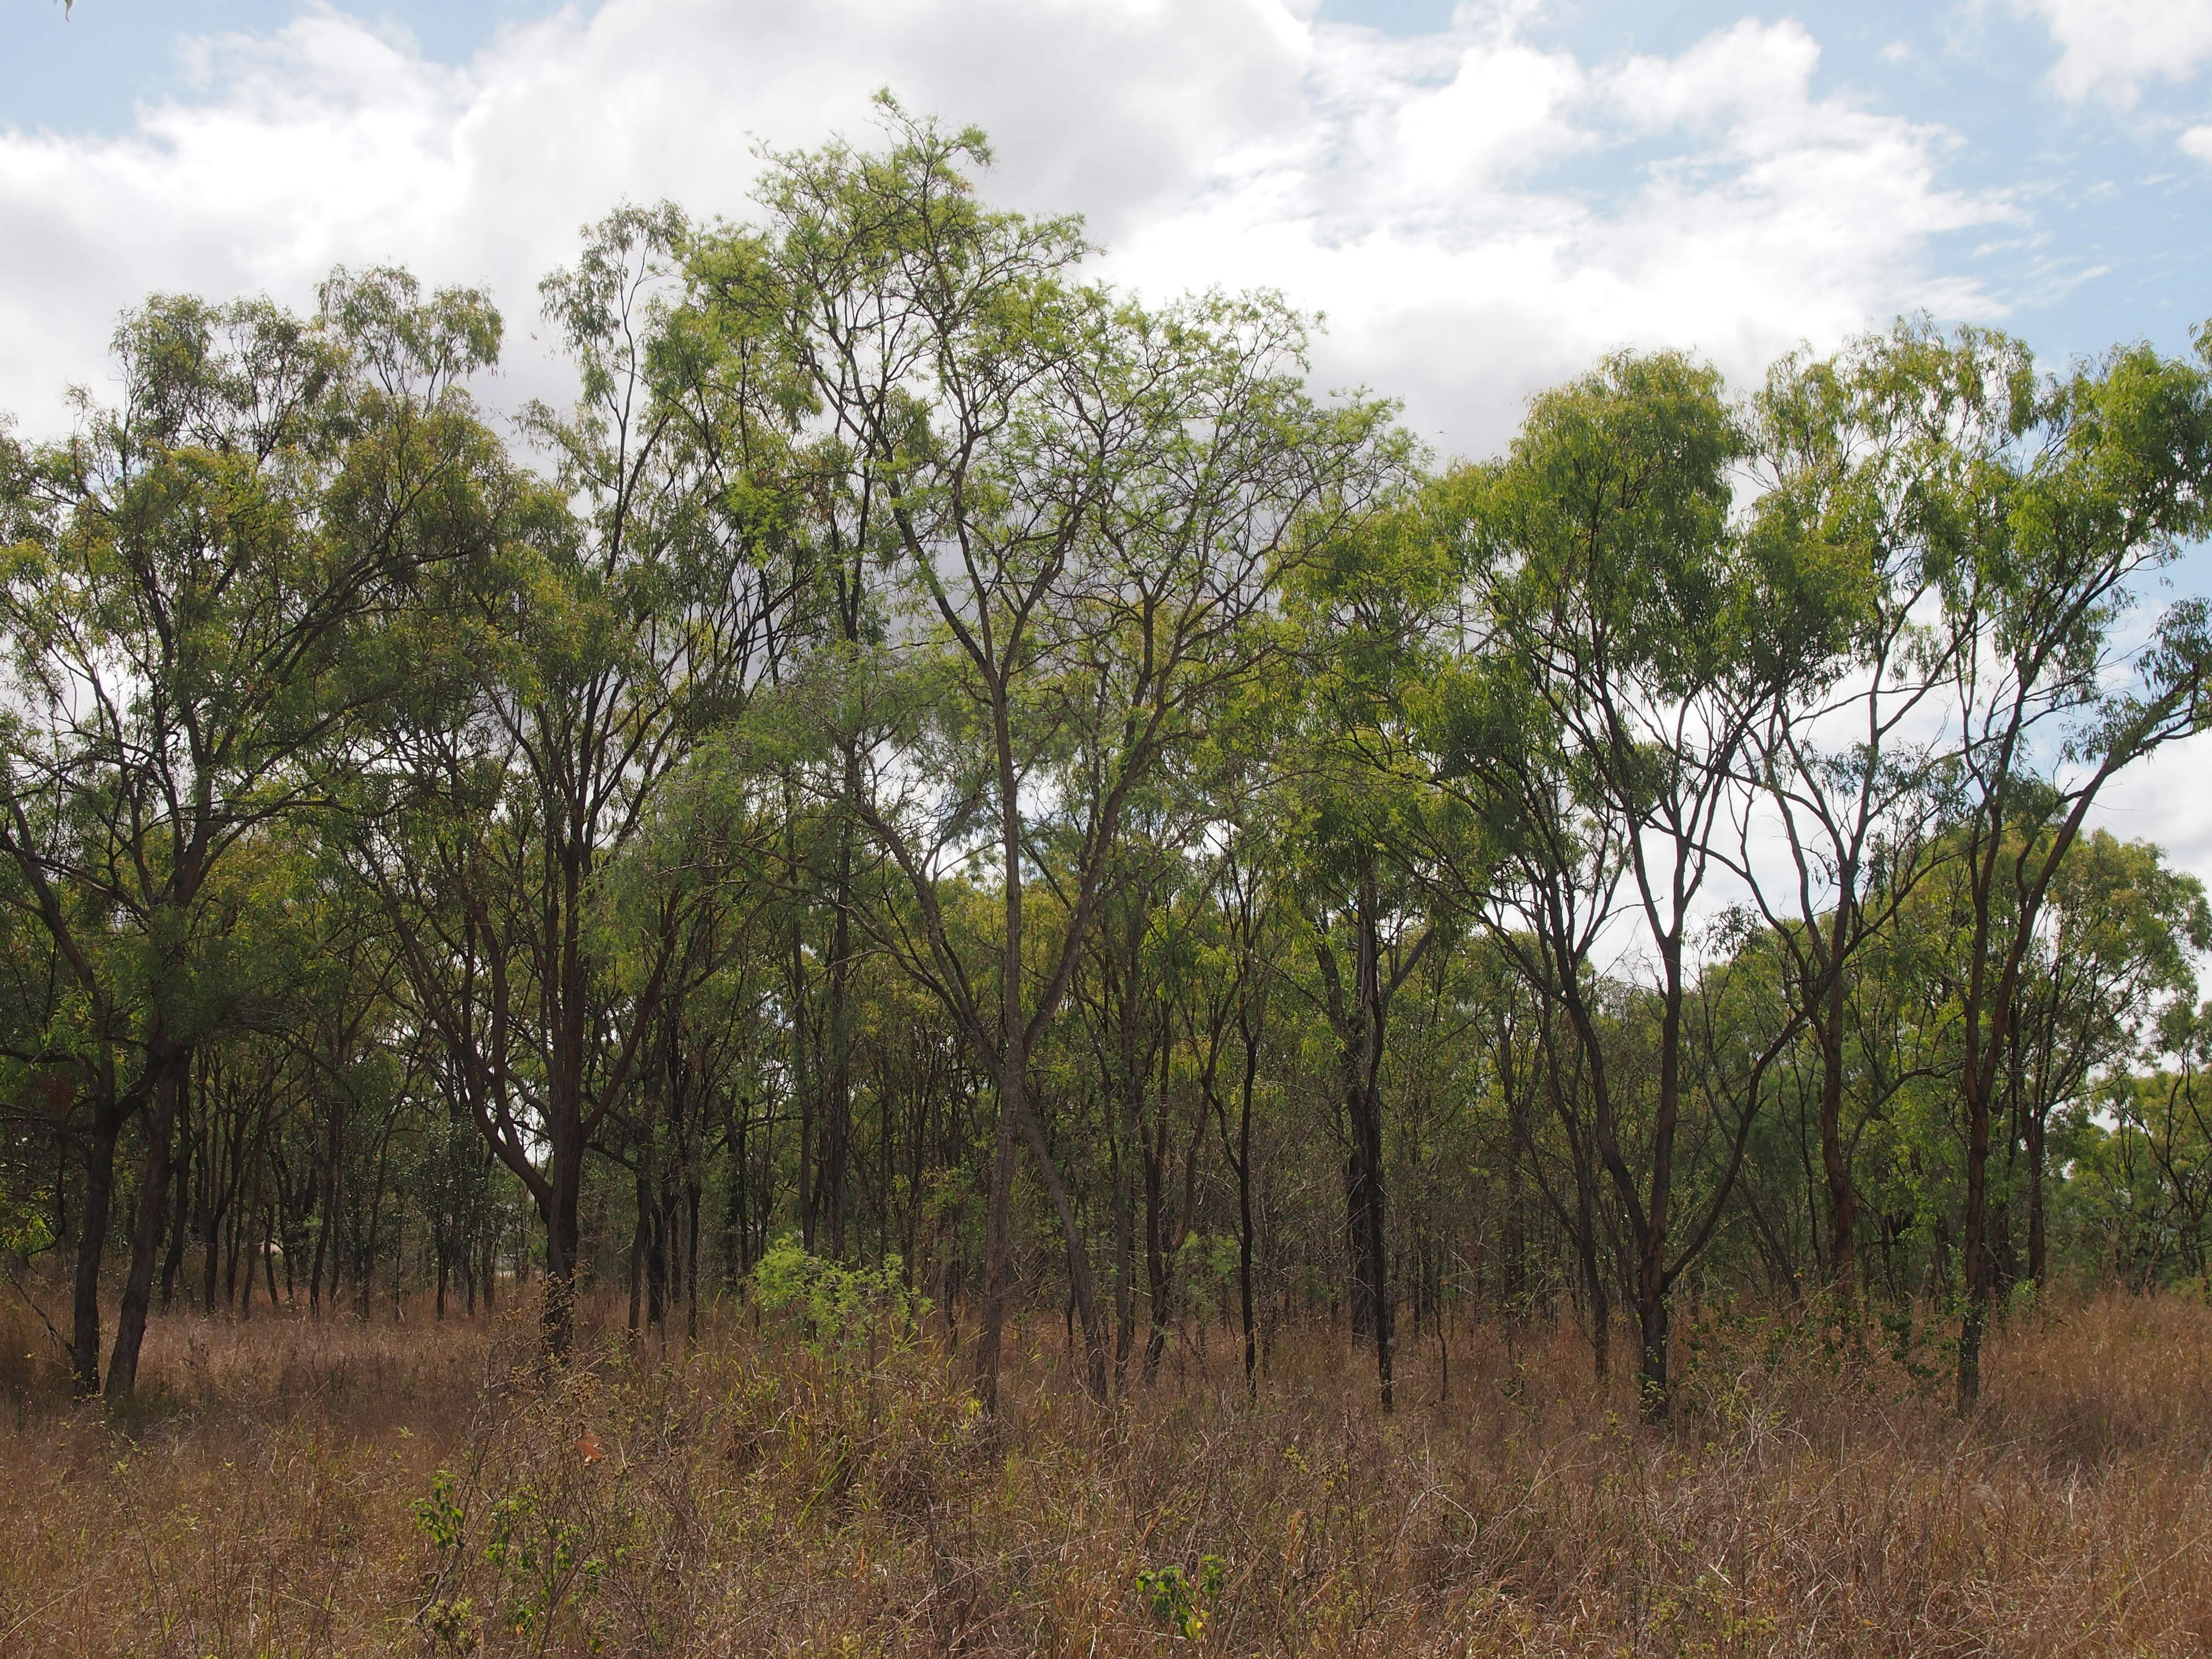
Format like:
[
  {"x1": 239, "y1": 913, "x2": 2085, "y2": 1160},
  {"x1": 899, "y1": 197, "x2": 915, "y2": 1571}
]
[
  {"x1": 0, "y1": 0, "x2": 1313, "y2": 431},
  {"x1": 2096, "y1": 726, "x2": 2212, "y2": 885},
  {"x1": 0, "y1": 0, "x2": 2006, "y2": 465},
  {"x1": 1111, "y1": 14, "x2": 2007, "y2": 454},
  {"x1": 2183, "y1": 122, "x2": 2212, "y2": 159},
  {"x1": 5, "y1": 0, "x2": 2206, "y2": 880},
  {"x1": 2012, "y1": 0, "x2": 2212, "y2": 106}
]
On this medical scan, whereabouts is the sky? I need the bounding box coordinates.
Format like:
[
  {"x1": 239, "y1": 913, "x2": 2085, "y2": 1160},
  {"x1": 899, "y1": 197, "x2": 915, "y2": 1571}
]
[{"x1": 3, "y1": 0, "x2": 2211, "y2": 871}]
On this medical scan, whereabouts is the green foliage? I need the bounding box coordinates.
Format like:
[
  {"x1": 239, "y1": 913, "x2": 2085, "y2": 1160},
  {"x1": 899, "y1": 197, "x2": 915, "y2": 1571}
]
[
  {"x1": 750, "y1": 1237, "x2": 926, "y2": 1354},
  {"x1": 413, "y1": 1467, "x2": 469, "y2": 1564},
  {"x1": 413, "y1": 1468, "x2": 608, "y2": 1651},
  {"x1": 0, "y1": 1197, "x2": 55, "y2": 1262},
  {"x1": 1136, "y1": 1554, "x2": 1226, "y2": 1640},
  {"x1": 3, "y1": 106, "x2": 2212, "y2": 1425},
  {"x1": 482, "y1": 1488, "x2": 605, "y2": 1643}
]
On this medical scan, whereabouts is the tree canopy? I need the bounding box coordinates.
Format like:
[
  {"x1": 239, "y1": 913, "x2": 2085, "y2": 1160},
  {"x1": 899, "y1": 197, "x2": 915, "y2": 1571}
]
[{"x1": 5, "y1": 109, "x2": 2212, "y2": 1420}]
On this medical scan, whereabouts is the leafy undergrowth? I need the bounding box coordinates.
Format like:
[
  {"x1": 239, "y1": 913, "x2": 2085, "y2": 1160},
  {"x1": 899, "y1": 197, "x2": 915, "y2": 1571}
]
[{"x1": 4, "y1": 1290, "x2": 2212, "y2": 1655}]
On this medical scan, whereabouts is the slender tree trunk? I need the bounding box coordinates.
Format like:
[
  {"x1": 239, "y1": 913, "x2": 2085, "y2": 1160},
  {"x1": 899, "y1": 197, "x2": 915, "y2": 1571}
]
[
  {"x1": 225, "y1": 1199, "x2": 245, "y2": 1313},
  {"x1": 1817, "y1": 949, "x2": 1857, "y2": 1315},
  {"x1": 1957, "y1": 837, "x2": 2000, "y2": 1412},
  {"x1": 202, "y1": 1190, "x2": 224, "y2": 1316},
  {"x1": 792, "y1": 918, "x2": 815, "y2": 1255},
  {"x1": 105, "y1": 1054, "x2": 185, "y2": 1404},
  {"x1": 310, "y1": 1100, "x2": 340, "y2": 1318},
  {"x1": 723, "y1": 1097, "x2": 749, "y2": 1289},
  {"x1": 1109, "y1": 1096, "x2": 1135, "y2": 1392},
  {"x1": 628, "y1": 1161, "x2": 647, "y2": 1339},
  {"x1": 543, "y1": 1115, "x2": 585, "y2": 1359},
  {"x1": 822, "y1": 796, "x2": 857, "y2": 1260},
  {"x1": 1499, "y1": 1027, "x2": 1530, "y2": 1325},
  {"x1": 1351, "y1": 861, "x2": 1393, "y2": 1410},
  {"x1": 1351, "y1": 1093, "x2": 1391, "y2": 1407},
  {"x1": 157, "y1": 1092, "x2": 192, "y2": 1313},
  {"x1": 1631, "y1": 958, "x2": 1686, "y2": 1419},
  {"x1": 1142, "y1": 1104, "x2": 1171, "y2": 1385},
  {"x1": 262, "y1": 1212, "x2": 280, "y2": 1311},
  {"x1": 977, "y1": 682, "x2": 1030, "y2": 1410},
  {"x1": 973, "y1": 1084, "x2": 1019, "y2": 1413},
  {"x1": 647, "y1": 1177, "x2": 670, "y2": 1335},
  {"x1": 70, "y1": 1094, "x2": 121, "y2": 1397},
  {"x1": 1575, "y1": 1140, "x2": 1609, "y2": 1380},
  {"x1": 2026, "y1": 1104, "x2": 2049, "y2": 1291},
  {"x1": 1958, "y1": 1079, "x2": 1993, "y2": 1408},
  {"x1": 685, "y1": 1177, "x2": 702, "y2": 1342},
  {"x1": 1235, "y1": 1005, "x2": 1259, "y2": 1394}
]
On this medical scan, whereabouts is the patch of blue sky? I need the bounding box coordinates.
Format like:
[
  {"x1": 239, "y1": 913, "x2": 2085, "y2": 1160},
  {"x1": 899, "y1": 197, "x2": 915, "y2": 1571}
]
[{"x1": 1, "y1": 0, "x2": 564, "y2": 135}]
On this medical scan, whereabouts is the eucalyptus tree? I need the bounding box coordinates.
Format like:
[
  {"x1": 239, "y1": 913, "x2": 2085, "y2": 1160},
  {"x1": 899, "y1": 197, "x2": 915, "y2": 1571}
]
[
  {"x1": 1443, "y1": 352, "x2": 1832, "y2": 1414},
  {"x1": 697, "y1": 106, "x2": 1402, "y2": 1408},
  {"x1": 1201, "y1": 833, "x2": 1280, "y2": 1392},
  {"x1": 0, "y1": 270, "x2": 505, "y2": 1400},
  {"x1": 2085, "y1": 1010, "x2": 2212, "y2": 1288},
  {"x1": 2002, "y1": 831, "x2": 2207, "y2": 1288},
  {"x1": 600, "y1": 748, "x2": 788, "y2": 1341},
  {"x1": 1410, "y1": 549, "x2": 1628, "y2": 1376},
  {"x1": 357, "y1": 205, "x2": 801, "y2": 1356},
  {"x1": 1735, "y1": 335, "x2": 1974, "y2": 1313},
  {"x1": 1068, "y1": 831, "x2": 1183, "y2": 1390},
  {"x1": 1896, "y1": 321, "x2": 2212, "y2": 1406},
  {"x1": 1273, "y1": 497, "x2": 1460, "y2": 1408},
  {"x1": 1074, "y1": 823, "x2": 1259, "y2": 1389}
]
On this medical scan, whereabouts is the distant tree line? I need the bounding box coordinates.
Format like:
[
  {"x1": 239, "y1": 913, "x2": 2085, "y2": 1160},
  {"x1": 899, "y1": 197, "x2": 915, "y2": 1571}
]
[{"x1": 4, "y1": 105, "x2": 2211, "y2": 1417}]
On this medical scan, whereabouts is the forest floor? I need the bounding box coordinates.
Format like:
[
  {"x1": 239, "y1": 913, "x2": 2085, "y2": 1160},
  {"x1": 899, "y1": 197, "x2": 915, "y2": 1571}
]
[{"x1": 2, "y1": 1287, "x2": 2210, "y2": 1656}]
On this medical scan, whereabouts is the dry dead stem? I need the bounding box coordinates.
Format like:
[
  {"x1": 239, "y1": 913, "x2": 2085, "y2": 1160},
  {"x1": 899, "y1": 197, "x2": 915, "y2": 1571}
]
[{"x1": 3, "y1": 1291, "x2": 2210, "y2": 1656}]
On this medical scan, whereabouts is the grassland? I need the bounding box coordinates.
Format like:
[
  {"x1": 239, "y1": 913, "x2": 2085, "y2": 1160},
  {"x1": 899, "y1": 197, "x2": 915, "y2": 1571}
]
[{"x1": 3, "y1": 1289, "x2": 2210, "y2": 1656}]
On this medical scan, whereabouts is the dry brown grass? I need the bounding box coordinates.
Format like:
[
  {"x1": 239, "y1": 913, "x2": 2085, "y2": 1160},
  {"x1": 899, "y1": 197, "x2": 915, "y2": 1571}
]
[{"x1": 3, "y1": 1285, "x2": 2211, "y2": 1656}]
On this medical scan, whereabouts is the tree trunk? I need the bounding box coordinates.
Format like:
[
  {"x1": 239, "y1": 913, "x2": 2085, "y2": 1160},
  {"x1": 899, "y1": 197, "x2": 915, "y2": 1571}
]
[
  {"x1": 1816, "y1": 953, "x2": 1857, "y2": 1315},
  {"x1": 1351, "y1": 861, "x2": 1393, "y2": 1410},
  {"x1": 972, "y1": 1086, "x2": 1019, "y2": 1414},
  {"x1": 1109, "y1": 1101, "x2": 1135, "y2": 1393},
  {"x1": 1142, "y1": 1100, "x2": 1171, "y2": 1385},
  {"x1": 627, "y1": 1161, "x2": 647, "y2": 1339},
  {"x1": 822, "y1": 808, "x2": 857, "y2": 1260},
  {"x1": 723, "y1": 1097, "x2": 750, "y2": 1289},
  {"x1": 2026, "y1": 1104, "x2": 2049, "y2": 1291},
  {"x1": 685, "y1": 1177, "x2": 702, "y2": 1342},
  {"x1": 1235, "y1": 1005, "x2": 1260, "y2": 1393},
  {"x1": 1630, "y1": 958, "x2": 1686, "y2": 1419},
  {"x1": 543, "y1": 1116, "x2": 585, "y2": 1359},
  {"x1": 309, "y1": 1099, "x2": 340, "y2": 1317},
  {"x1": 105, "y1": 1056, "x2": 184, "y2": 1404},
  {"x1": 1957, "y1": 1077, "x2": 1992, "y2": 1409},
  {"x1": 261, "y1": 1211, "x2": 280, "y2": 1311},
  {"x1": 647, "y1": 1175, "x2": 670, "y2": 1335},
  {"x1": 69, "y1": 1094, "x2": 121, "y2": 1397},
  {"x1": 157, "y1": 1093, "x2": 192, "y2": 1313}
]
